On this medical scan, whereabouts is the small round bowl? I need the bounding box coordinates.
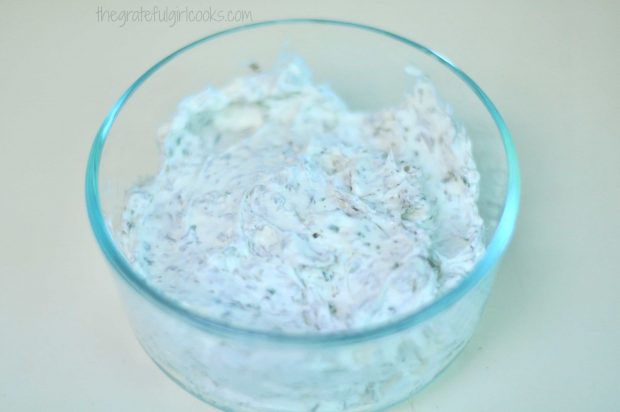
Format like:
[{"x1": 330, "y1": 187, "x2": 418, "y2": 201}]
[{"x1": 86, "y1": 19, "x2": 519, "y2": 412}]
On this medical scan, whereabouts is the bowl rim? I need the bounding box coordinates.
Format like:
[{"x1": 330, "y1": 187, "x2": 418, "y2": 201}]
[{"x1": 85, "y1": 18, "x2": 520, "y2": 345}]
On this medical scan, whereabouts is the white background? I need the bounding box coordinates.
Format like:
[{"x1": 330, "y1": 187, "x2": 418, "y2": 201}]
[{"x1": 1, "y1": 1, "x2": 619, "y2": 411}]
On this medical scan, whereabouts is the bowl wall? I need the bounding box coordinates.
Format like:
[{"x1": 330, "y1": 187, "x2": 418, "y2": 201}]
[{"x1": 117, "y1": 267, "x2": 496, "y2": 411}]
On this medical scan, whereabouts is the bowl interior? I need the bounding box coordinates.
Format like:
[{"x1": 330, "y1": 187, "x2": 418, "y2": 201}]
[{"x1": 88, "y1": 19, "x2": 518, "y2": 339}]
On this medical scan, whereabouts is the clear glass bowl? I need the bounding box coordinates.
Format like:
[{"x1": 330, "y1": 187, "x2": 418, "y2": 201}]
[{"x1": 85, "y1": 19, "x2": 520, "y2": 412}]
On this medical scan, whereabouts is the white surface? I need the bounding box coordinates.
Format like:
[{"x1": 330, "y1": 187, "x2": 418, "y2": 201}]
[{"x1": 1, "y1": 1, "x2": 619, "y2": 411}]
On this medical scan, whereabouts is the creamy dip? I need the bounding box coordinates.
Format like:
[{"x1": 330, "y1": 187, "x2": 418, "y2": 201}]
[{"x1": 119, "y1": 57, "x2": 484, "y2": 333}]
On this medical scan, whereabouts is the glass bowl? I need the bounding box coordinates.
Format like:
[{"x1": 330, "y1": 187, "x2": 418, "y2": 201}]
[{"x1": 85, "y1": 19, "x2": 520, "y2": 412}]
